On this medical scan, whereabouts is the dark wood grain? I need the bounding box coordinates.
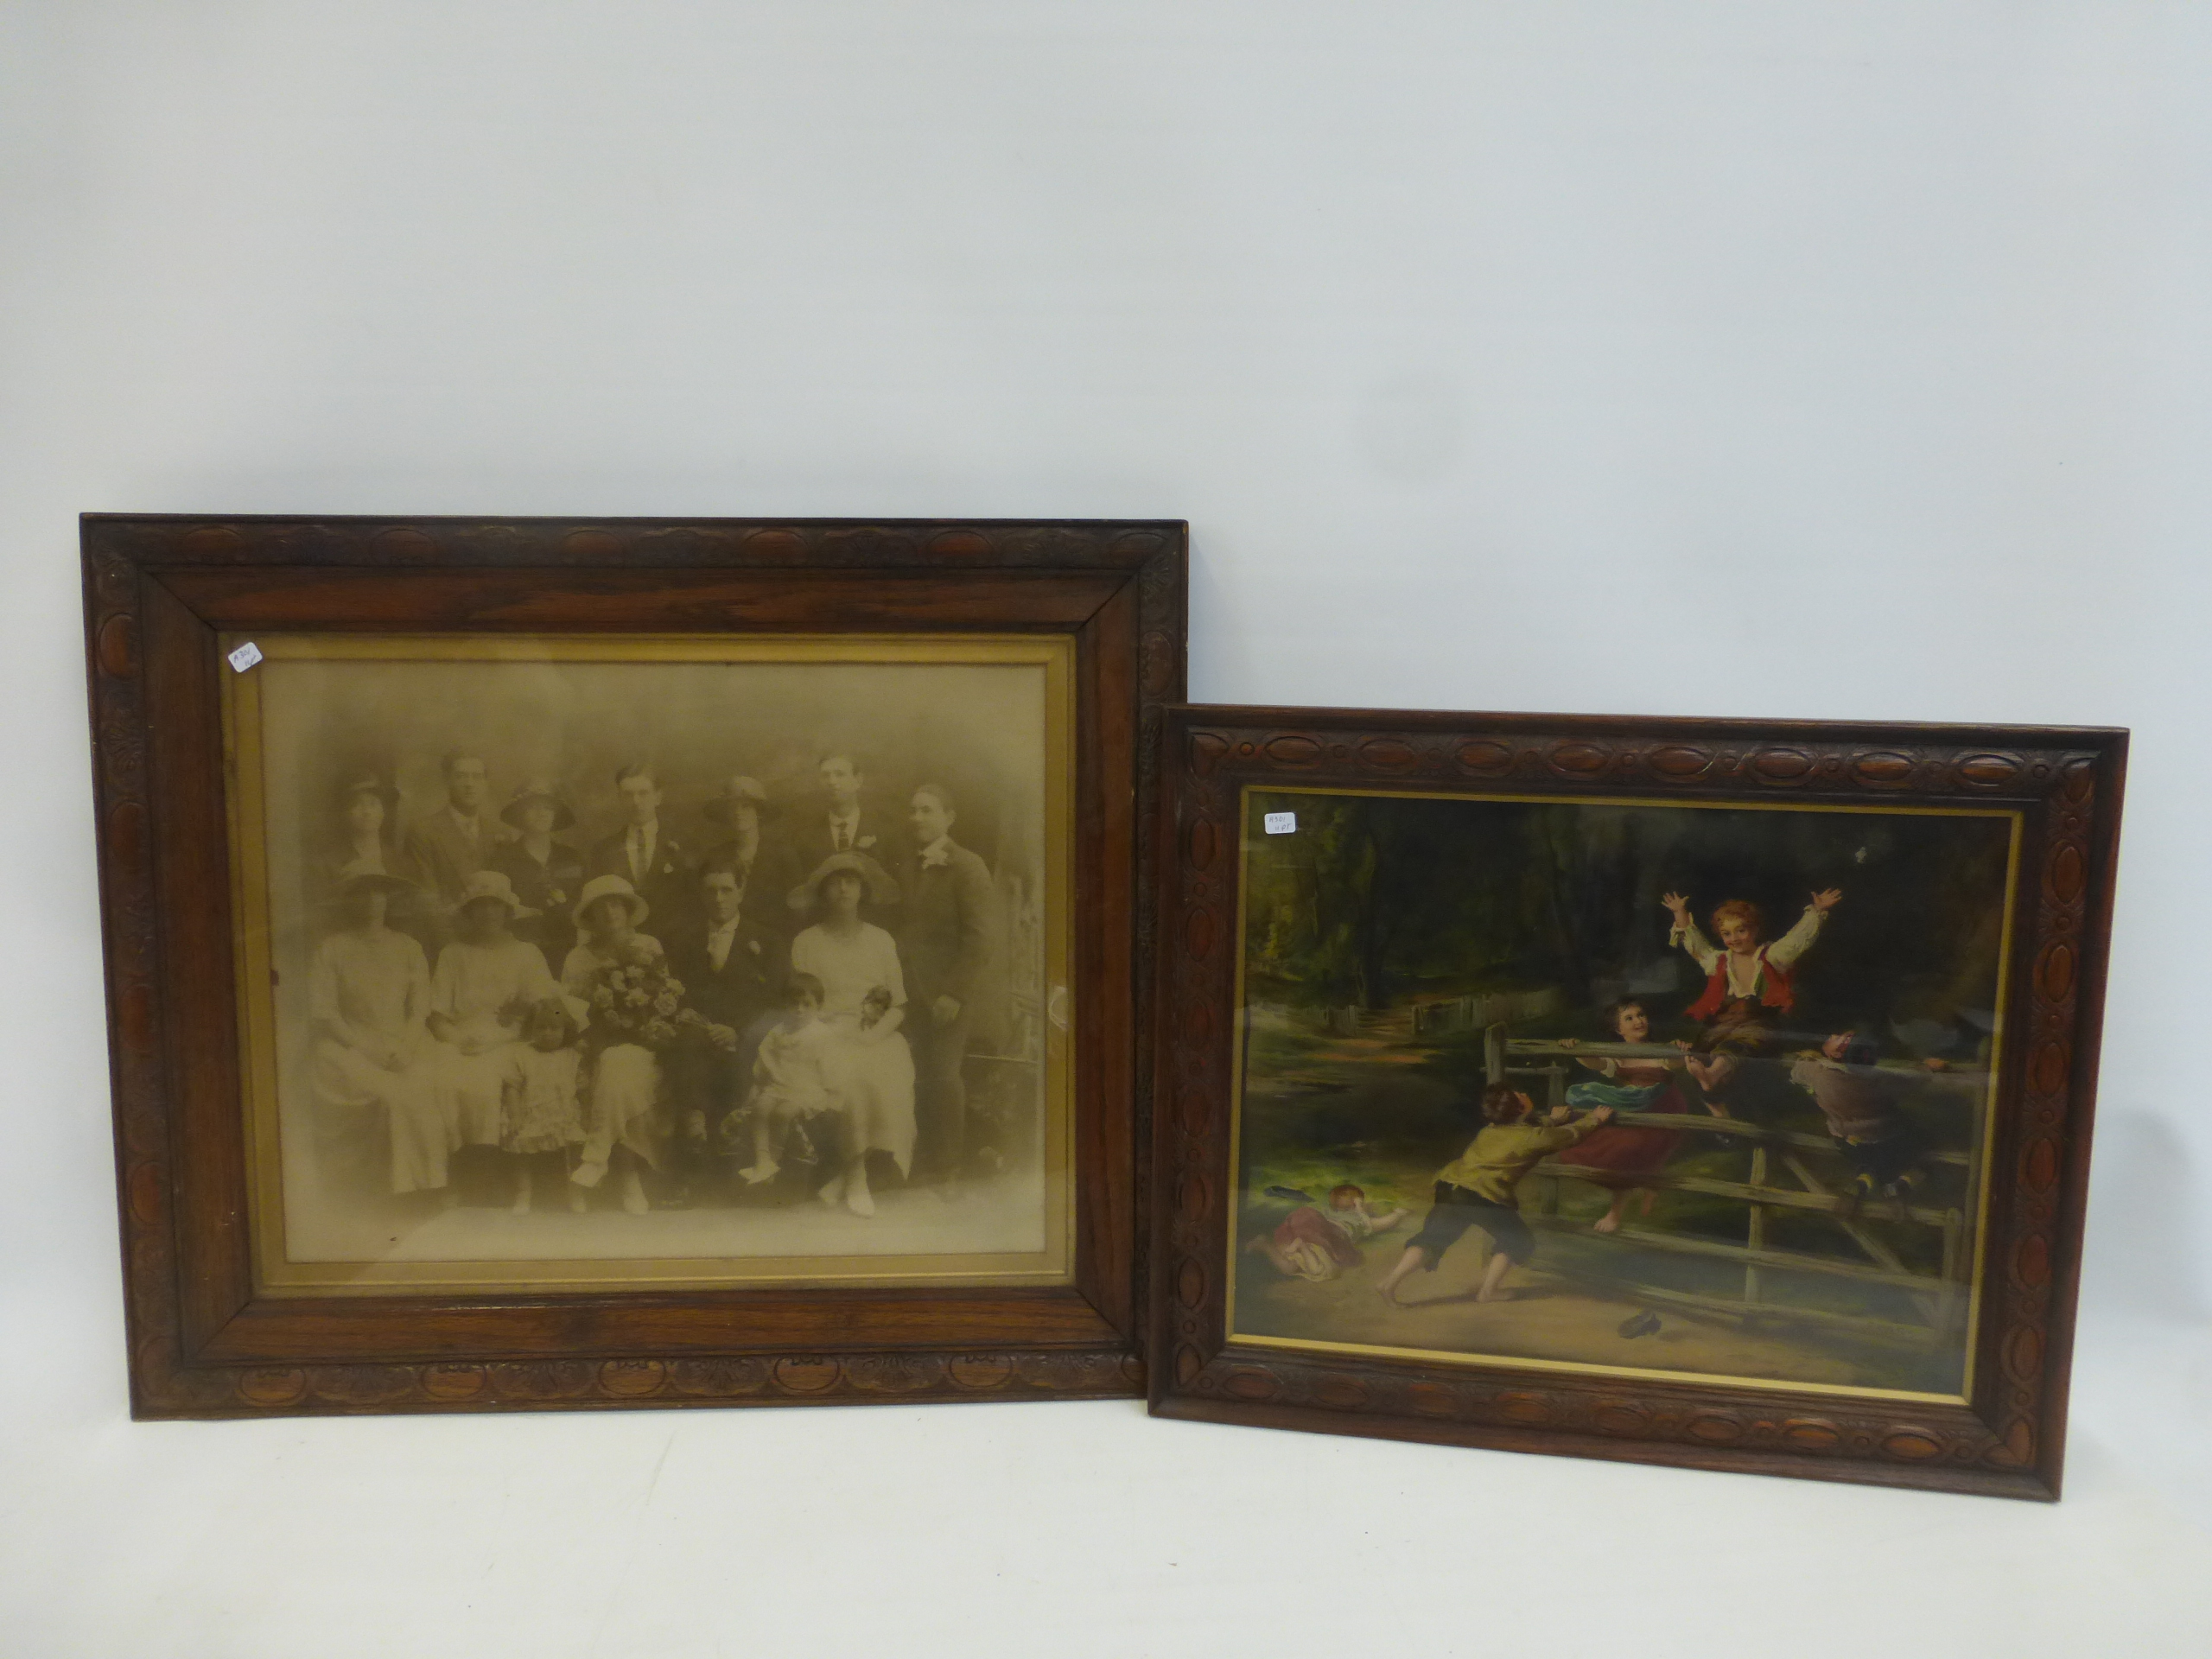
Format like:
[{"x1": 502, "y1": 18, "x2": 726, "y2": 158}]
[
  {"x1": 82, "y1": 515, "x2": 1186, "y2": 1419},
  {"x1": 1146, "y1": 704, "x2": 2125, "y2": 1499},
  {"x1": 152, "y1": 568, "x2": 1128, "y2": 632}
]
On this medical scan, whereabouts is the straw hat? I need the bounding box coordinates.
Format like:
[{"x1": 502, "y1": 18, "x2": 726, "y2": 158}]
[
  {"x1": 571, "y1": 873, "x2": 650, "y2": 928},
  {"x1": 788, "y1": 851, "x2": 899, "y2": 912},
  {"x1": 499, "y1": 776, "x2": 575, "y2": 831},
  {"x1": 448, "y1": 868, "x2": 537, "y2": 919}
]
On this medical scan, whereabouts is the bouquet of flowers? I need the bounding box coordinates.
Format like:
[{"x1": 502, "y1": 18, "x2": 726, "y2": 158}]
[{"x1": 582, "y1": 937, "x2": 694, "y2": 1051}]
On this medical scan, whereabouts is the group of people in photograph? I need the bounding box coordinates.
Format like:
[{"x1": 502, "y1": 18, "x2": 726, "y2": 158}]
[{"x1": 302, "y1": 747, "x2": 1015, "y2": 1218}]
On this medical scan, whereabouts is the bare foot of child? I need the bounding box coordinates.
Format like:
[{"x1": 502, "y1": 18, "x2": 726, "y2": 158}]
[{"x1": 1592, "y1": 1211, "x2": 1622, "y2": 1235}]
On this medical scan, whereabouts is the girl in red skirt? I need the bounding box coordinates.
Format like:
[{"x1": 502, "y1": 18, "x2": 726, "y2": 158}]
[{"x1": 1554, "y1": 998, "x2": 1723, "y2": 1234}]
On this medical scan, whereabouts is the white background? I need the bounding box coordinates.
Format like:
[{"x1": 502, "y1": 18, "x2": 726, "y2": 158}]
[{"x1": 4, "y1": 3, "x2": 2209, "y2": 1655}]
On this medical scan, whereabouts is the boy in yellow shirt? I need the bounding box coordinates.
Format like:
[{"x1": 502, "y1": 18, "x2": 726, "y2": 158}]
[{"x1": 1377, "y1": 1083, "x2": 1614, "y2": 1306}]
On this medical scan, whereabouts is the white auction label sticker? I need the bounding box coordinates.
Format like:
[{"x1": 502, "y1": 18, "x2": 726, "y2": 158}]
[
  {"x1": 226, "y1": 640, "x2": 264, "y2": 673},
  {"x1": 1262, "y1": 811, "x2": 1297, "y2": 836}
]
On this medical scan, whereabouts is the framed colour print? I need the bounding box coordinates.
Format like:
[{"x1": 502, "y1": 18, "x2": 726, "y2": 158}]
[
  {"x1": 83, "y1": 514, "x2": 1185, "y2": 1416},
  {"x1": 1149, "y1": 706, "x2": 2122, "y2": 1497}
]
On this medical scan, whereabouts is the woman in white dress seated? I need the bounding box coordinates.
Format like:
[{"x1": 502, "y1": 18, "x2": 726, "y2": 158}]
[
  {"x1": 787, "y1": 852, "x2": 915, "y2": 1217},
  {"x1": 561, "y1": 874, "x2": 666, "y2": 1214},
  {"x1": 427, "y1": 869, "x2": 556, "y2": 1171},
  {"x1": 308, "y1": 865, "x2": 442, "y2": 1197}
]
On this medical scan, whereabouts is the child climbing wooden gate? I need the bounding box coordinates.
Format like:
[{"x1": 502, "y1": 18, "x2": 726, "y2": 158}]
[{"x1": 1484, "y1": 1026, "x2": 1980, "y2": 1347}]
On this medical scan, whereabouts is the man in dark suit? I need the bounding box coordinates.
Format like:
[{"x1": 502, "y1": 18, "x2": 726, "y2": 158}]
[
  {"x1": 586, "y1": 761, "x2": 697, "y2": 937},
  {"x1": 779, "y1": 752, "x2": 908, "y2": 919},
  {"x1": 899, "y1": 783, "x2": 1007, "y2": 1191},
  {"x1": 399, "y1": 751, "x2": 507, "y2": 936},
  {"x1": 664, "y1": 857, "x2": 781, "y2": 1200},
  {"x1": 699, "y1": 773, "x2": 798, "y2": 941}
]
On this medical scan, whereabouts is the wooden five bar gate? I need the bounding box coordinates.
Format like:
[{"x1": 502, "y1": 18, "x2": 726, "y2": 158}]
[{"x1": 1483, "y1": 1027, "x2": 1980, "y2": 1347}]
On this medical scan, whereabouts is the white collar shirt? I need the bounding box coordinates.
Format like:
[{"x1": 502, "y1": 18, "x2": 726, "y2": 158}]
[{"x1": 706, "y1": 914, "x2": 740, "y2": 969}]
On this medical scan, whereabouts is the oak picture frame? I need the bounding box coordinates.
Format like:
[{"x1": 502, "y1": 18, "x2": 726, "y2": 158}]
[
  {"x1": 1147, "y1": 703, "x2": 2122, "y2": 1498},
  {"x1": 83, "y1": 513, "x2": 1185, "y2": 1417}
]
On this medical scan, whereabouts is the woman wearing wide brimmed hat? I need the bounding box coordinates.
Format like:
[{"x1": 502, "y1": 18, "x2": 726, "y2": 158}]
[
  {"x1": 785, "y1": 852, "x2": 913, "y2": 1217},
  {"x1": 488, "y1": 777, "x2": 585, "y2": 975},
  {"x1": 308, "y1": 862, "x2": 445, "y2": 1198},
  {"x1": 558, "y1": 874, "x2": 667, "y2": 1214},
  {"x1": 425, "y1": 869, "x2": 558, "y2": 1154}
]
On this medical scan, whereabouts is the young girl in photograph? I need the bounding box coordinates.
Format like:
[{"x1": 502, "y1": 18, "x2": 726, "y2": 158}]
[
  {"x1": 563, "y1": 874, "x2": 674, "y2": 1214},
  {"x1": 499, "y1": 996, "x2": 590, "y2": 1214},
  {"x1": 1554, "y1": 997, "x2": 1721, "y2": 1234},
  {"x1": 734, "y1": 973, "x2": 836, "y2": 1189}
]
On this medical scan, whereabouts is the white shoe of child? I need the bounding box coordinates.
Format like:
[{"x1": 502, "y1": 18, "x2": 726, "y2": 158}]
[
  {"x1": 817, "y1": 1172, "x2": 846, "y2": 1207},
  {"x1": 570, "y1": 1158, "x2": 607, "y2": 1189},
  {"x1": 844, "y1": 1185, "x2": 875, "y2": 1218},
  {"x1": 619, "y1": 1171, "x2": 649, "y2": 1215},
  {"x1": 736, "y1": 1162, "x2": 779, "y2": 1187}
]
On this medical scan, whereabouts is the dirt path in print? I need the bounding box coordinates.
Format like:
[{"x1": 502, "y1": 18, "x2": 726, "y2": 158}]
[
  {"x1": 1237, "y1": 1233, "x2": 1883, "y2": 1391},
  {"x1": 1233, "y1": 1013, "x2": 1959, "y2": 1395}
]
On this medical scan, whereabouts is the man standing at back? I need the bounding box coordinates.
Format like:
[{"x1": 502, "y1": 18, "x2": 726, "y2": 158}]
[
  {"x1": 401, "y1": 749, "x2": 502, "y2": 911},
  {"x1": 899, "y1": 783, "x2": 1005, "y2": 1193},
  {"x1": 587, "y1": 762, "x2": 697, "y2": 935},
  {"x1": 783, "y1": 752, "x2": 907, "y2": 917}
]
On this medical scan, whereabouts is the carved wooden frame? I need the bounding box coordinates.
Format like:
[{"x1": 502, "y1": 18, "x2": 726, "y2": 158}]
[
  {"x1": 1147, "y1": 704, "x2": 2123, "y2": 1498},
  {"x1": 82, "y1": 514, "x2": 1185, "y2": 1418}
]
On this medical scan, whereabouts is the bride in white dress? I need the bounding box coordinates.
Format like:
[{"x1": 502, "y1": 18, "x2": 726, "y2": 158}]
[{"x1": 787, "y1": 852, "x2": 914, "y2": 1217}]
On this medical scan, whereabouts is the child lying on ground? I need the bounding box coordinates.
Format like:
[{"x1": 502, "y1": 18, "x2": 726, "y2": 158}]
[
  {"x1": 1376, "y1": 1084, "x2": 1614, "y2": 1306},
  {"x1": 1249, "y1": 1183, "x2": 1409, "y2": 1281}
]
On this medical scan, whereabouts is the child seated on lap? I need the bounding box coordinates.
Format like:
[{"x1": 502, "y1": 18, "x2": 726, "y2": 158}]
[{"x1": 734, "y1": 974, "x2": 835, "y2": 1187}]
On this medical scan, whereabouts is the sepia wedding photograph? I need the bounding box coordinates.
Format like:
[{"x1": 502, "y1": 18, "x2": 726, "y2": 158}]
[{"x1": 226, "y1": 633, "x2": 1074, "y2": 1294}]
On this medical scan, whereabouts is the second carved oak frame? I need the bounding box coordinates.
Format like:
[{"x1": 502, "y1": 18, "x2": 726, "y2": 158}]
[
  {"x1": 1149, "y1": 704, "x2": 2122, "y2": 1498},
  {"x1": 84, "y1": 514, "x2": 1185, "y2": 1418}
]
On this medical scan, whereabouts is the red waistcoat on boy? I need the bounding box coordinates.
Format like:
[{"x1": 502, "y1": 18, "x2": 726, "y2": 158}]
[{"x1": 1687, "y1": 950, "x2": 1796, "y2": 1022}]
